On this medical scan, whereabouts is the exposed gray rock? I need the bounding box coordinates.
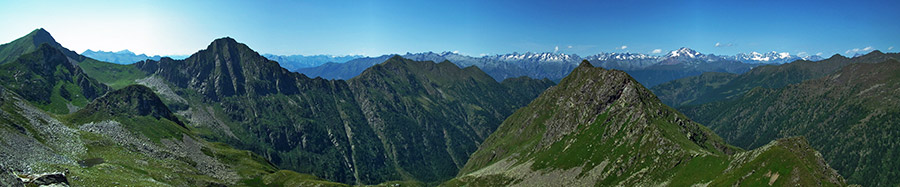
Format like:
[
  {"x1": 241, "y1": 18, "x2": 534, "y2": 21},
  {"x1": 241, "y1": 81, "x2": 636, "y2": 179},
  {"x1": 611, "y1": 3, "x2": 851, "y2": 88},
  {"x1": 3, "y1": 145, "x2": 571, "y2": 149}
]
[
  {"x1": 0, "y1": 164, "x2": 24, "y2": 187},
  {"x1": 162, "y1": 135, "x2": 239, "y2": 183},
  {"x1": 14, "y1": 100, "x2": 85, "y2": 156},
  {"x1": 137, "y1": 76, "x2": 187, "y2": 104},
  {"x1": 18, "y1": 172, "x2": 68, "y2": 186},
  {"x1": 78, "y1": 120, "x2": 172, "y2": 160}
]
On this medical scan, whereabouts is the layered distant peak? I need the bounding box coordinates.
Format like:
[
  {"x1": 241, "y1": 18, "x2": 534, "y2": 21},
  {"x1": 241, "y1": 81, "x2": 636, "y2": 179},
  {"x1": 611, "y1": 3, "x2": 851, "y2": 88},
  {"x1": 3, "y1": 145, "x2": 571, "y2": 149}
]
[
  {"x1": 489, "y1": 52, "x2": 581, "y2": 62},
  {"x1": 116, "y1": 49, "x2": 135, "y2": 55},
  {"x1": 80, "y1": 85, "x2": 184, "y2": 126},
  {"x1": 666, "y1": 47, "x2": 703, "y2": 58},
  {"x1": 586, "y1": 52, "x2": 659, "y2": 61},
  {"x1": 731, "y1": 51, "x2": 805, "y2": 64}
]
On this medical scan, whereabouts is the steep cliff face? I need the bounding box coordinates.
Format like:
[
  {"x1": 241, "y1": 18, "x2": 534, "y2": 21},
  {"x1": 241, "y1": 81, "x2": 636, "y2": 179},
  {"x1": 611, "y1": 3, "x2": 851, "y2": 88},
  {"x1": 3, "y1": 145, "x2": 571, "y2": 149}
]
[
  {"x1": 132, "y1": 38, "x2": 553, "y2": 185},
  {"x1": 347, "y1": 56, "x2": 554, "y2": 183},
  {"x1": 449, "y1": 61, "x2": 845, "y2": 186},
  {"x1": 134, "y1": 37, "x2": 303, "y2": 101},
  {"x1": 135, "y1": 38, "x2": 387, "y2": 184},
  {"x1": 76, "y1": 85, "x2": 184, "y2": 126}
]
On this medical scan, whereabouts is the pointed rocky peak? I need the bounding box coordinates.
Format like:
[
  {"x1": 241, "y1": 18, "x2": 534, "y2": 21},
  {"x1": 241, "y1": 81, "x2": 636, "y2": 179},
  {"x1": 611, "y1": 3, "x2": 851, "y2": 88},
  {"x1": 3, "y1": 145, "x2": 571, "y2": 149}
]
[
  {"x1": 207, "y1": 37, "x2": 239, "y2": 48},
  {"x1": 26, "y1": 28, "x2": 57, "y2": 47},
  {"x1": 354, "y1": 55, "x2": 497, "y2": 86},
  {"x1": 0, "y1": 43, "x2": 109, "y2": 113},
  {"x1": 200, "y1": 37, "x2": 258, "y2": 57},
  {"x1": 0, "y1": 28, "x2": 84, "y2": 64},
  {"x1": 376, "y1": 55, "x2": 412, "y2": 68},
  {"x1": 387, "y1": 54, "x2": 406, "y2": 62},
  {"x1": 80, "y1": 85, "x2": 184, "y2": 127},
  {"x1": 577, "y1": 59, "x2": 593, "y2": 68},
  {"x1": 135, "y1": 37, "x2": 304, "y2": 100},
  {"x1": 828, "y1": 53, "x2": 848, "y2": 60}
]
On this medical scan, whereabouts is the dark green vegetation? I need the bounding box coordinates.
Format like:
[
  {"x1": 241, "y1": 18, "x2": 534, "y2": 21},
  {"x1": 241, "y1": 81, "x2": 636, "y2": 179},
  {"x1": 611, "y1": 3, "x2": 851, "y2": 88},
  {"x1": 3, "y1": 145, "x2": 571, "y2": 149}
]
[
  {"x1": 78, "y1": 58, "x2": 149, "y2": 89},
  {"x1": 346, "y1": 56, "x2": 554, "y2": 184},
  {"x1": 0, "y1": 82, "x2": 331, "y2": 186},
  {"x1": 129, "y1": 38, "x2": 553, "y2": 185},
  {"x1": 0, "y1": 29, "x2": 109, "y2": 114},
  {"x1": 447, "y1": 61, "x2": 846, "y2": 186},
  {"x1": 652, "y1": 51, "x2": 900, "y2": 108},
  {"x1": 681, "y1": 59, "x2": 900, "y2": 186},
  {"x1": 0, "y1": 28, "x2": 84, "y2": 65}
]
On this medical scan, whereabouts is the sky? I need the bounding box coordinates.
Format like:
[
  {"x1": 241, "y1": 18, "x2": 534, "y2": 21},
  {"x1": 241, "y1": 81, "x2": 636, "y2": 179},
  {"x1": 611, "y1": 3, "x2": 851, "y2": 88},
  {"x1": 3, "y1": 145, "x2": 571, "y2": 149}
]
[{"x1": 1, "y1": 0, "x2": 898, "y2": 57}]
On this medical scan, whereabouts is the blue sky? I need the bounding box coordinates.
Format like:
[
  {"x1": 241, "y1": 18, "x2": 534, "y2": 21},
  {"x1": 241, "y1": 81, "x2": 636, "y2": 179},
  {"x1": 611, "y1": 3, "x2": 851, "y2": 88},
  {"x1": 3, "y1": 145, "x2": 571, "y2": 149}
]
[{"x1": 1, "y1": 0, "x2": 898, "y2": 57}]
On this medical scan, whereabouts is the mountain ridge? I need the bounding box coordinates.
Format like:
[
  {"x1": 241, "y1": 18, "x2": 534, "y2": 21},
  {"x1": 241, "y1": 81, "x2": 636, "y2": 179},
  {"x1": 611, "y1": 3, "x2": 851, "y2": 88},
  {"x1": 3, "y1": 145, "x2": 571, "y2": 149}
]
[
  {"x1": 448, "y1": 60, "x2": 845, "y2": 186},
  {"x1": 0, "y1": 43, "x2": 109, "y2": 114},
  {"x1": 130, "y1": 37, "x2": 554, "y2": 185},
  {"x1": 681, "y1": 59, "x2": 900, "y2": 186}
]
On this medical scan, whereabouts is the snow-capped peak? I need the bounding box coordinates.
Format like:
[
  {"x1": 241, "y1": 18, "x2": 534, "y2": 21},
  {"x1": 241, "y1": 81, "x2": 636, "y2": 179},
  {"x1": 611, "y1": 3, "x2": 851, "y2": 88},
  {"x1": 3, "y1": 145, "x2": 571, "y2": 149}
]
[
  {"x1": 731, "y1": 51, "x2": 806, "y2": 64},
  {"x1": 666, "y1": 47, "x2": 702, "y2": 58}
]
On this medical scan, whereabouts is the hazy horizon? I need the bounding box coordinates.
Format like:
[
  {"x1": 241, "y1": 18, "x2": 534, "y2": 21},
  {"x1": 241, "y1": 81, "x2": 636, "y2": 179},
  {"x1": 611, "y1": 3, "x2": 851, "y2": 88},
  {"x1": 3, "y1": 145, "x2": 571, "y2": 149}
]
[{"x1": 2, "y1": 0, "x2": 898, "y2": 57}]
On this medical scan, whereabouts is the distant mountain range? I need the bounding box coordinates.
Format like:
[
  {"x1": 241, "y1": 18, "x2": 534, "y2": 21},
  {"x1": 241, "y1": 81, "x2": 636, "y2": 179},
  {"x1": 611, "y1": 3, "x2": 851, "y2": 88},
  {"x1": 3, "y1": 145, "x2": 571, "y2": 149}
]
[
  {"x1": 296, "y1": 48, "x2": 821, "y2": 87},
  {"x1": 262, "y1": 54, "x2": 364, "y2": 70},
  {"x1": 81, "y1": 46, "x2": 820, "y2": 87},
  {"x1": 652, "y1": 50, "x2": 900, "y2": 186},
  {"x1": 81, "y1": 49, "x2": 189, "y2": 64}
]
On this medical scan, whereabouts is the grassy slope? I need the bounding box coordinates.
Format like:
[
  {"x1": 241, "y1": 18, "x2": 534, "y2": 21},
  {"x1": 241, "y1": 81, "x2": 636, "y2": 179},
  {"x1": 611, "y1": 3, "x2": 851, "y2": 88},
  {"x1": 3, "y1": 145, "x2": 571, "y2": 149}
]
[
  {"x1": 447, "y1": 62, "x2": 845, "y2": 186},
  {"x1": 78, "y1": 58, "x2": 149, "y2": 89}
]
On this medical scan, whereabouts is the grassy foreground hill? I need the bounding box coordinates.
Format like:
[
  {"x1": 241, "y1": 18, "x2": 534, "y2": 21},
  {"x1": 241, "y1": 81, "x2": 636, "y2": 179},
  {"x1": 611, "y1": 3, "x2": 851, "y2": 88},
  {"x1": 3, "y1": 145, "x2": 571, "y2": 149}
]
[
  {"x1": 0, "y1": 84, "x2": 341, "y2": 186},
  {"x1": 0, "y1": 29, "x2": 342, "y2": 186},
  {"x1": 446, "y1": 61, "x2": 846, "y2": 186}
]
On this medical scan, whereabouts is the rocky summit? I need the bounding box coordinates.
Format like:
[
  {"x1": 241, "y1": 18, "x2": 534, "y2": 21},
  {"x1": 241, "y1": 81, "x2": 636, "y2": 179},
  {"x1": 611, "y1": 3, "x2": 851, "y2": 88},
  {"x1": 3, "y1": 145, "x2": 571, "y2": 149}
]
[{"x1": 447, "y1": 60, "x2": 846, "y2": 186}]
